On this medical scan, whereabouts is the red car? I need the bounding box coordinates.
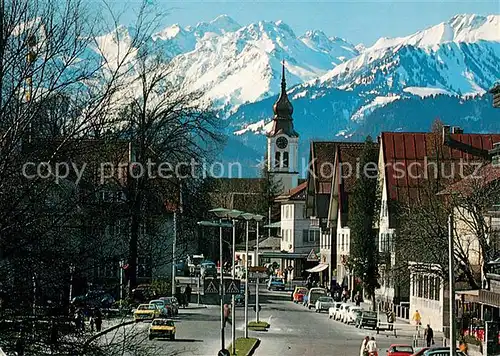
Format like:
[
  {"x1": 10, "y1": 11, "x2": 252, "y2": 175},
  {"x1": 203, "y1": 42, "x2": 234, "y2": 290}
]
[
  {"x1": 387, "y1": 344, "x2": 414, "y2": 356},
  {"x1": 292, "y1": 287, "x2": 308, "y2": 303}
]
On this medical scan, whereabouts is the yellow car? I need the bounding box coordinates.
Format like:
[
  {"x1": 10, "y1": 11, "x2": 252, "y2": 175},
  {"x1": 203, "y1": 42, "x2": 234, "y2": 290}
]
[
  {"x1": 149, "y1": 318, "x2": 176, "y2": 340},
  {"x1": 134, "y1": 304, "x2": 161, "y2": 322}
]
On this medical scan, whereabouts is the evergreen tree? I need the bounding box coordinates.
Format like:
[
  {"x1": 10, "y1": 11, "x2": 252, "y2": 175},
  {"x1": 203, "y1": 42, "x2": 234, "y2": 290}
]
[{"x1": 347, "y1": 136, "x2": 380, "y2": 310}]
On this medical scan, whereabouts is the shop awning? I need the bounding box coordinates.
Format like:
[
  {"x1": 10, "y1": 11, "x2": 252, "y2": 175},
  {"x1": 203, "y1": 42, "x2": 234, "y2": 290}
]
[
  {"x1": 306, "y1": 263, "x2": 329, "y2": 273},
  {"x1": 263, "y1": 221, "x2": 281, "y2": 228}
]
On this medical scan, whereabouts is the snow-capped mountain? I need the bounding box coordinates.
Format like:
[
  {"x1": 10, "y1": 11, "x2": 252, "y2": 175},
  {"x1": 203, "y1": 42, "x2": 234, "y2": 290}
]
[
  {"x1": 232, "y1": 14, "x2": 500, "y2": 136},
  {"x1": 92, "y1": 15, "x2": 359, "y2": 113},
  {"x1": 90, "y1": 14, "x2": 500, "y2": 175}
]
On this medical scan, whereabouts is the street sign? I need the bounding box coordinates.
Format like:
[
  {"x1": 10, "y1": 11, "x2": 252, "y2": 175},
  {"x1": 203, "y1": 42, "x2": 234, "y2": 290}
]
[
  {"x1": 204, "y1": 279, "x2": 220, "y2": 294},
  {"x1": 218, "y1": 349, "x2": 230, "y2": 356},
  {"x1": 224, "y1": 279, "x2": 241, "y2": 294},
  {"x1": 307, "y1": 249, "x2": 318, "y2": 261},
  {"x1": 248, "y1": 266, "x2": 267, "y2": 273},
  {"x1": 287, "y1": 265, "x2": 294, "y2": 271},
  {"x1": 253, "y1": 304, "x2": 262, "y2": 312}
]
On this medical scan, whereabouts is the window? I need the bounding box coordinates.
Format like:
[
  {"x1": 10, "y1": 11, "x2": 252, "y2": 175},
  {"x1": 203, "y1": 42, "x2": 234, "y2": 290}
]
[
  {"x1": 275, "y1": 152, "x2": 281, "y2": 168},
  {"x1": 283, "y1": 151, "x2": 289, "y2": 168},
  {"x1": 303, "y1": 229, "x2": 308, "y2": 243},
  {"x1": 435, "y1": 278, "x2": 441, "y2": 301},
  {"x1": 423, "y1": 276, "x2": 429, "y2": 299},
  {"x1": 309, "y1": 229, "x2": 319, "y2": 242},
  {"x1": 341, "y1": 234, "x2": 345, "y2": 251},
  {"x1": 417, "y1": 275, "x2": 423, "y2": 298}
]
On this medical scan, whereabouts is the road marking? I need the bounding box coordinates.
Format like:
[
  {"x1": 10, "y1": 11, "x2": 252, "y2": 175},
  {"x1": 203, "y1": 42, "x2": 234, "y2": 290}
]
[{"x1": 268, "y1": 315, "x2": 273, "y2": 325}]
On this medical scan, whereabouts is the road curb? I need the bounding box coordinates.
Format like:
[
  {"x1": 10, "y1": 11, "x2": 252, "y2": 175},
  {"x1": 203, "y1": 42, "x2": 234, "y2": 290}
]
[
  {"x1": 247, "y1": 338, "x2": 261, "y2": 356},
  {"x1": 83, "y1": 319, "x2": 134, "y2": 348}
]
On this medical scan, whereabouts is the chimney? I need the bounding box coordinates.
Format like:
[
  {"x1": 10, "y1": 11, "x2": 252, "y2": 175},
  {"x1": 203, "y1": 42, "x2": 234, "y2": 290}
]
[
  {"x1": 451, "y1": 126, "x2": 463, "y2": 134},
  {"x1": 442, "y1": 125, "x2": 451, "y2": 144}
]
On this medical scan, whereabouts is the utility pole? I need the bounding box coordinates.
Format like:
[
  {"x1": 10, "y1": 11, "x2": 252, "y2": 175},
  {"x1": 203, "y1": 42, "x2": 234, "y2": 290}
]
[
  {"x1": 172, "y1": 182, "x2": 182, "y2": 296},
  {"x1": 231, "y1": 219, "x2": 236, "y2": 354},
  {"x1": 448, "y1": 214, "x2": 456, "y2": 355},
  {"x1": 255, "y1": 220, "x2": 260, "y2": 322}
]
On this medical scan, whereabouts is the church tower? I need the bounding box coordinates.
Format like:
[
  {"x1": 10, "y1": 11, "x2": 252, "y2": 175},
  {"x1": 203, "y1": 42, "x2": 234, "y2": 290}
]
[{"x1": 267, "y1": 61, "x2": 299, "y2": 193}]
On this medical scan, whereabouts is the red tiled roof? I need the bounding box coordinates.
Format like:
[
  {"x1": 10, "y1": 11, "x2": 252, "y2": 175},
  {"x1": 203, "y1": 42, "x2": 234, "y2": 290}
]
[
  {"x1": 438, "y1": 163, "x2": 500, "y2": 197},
  {"x1": 311, "y1": 141, "x2": 338, "y2": 194},
  {"x1": 381, "y1": 132, "x2": 500, "y2": 204},
  {"x1": 276, "y1": 181, "x2": 307, "y2": 201},
  {"x1": 336, "y1": 142, "x2": 379, "y2": 227}
]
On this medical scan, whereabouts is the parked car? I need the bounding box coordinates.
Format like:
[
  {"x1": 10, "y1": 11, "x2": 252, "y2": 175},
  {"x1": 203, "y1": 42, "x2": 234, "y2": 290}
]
[
  {"x1": 423, "y1": 351, "x2": 465, "y2": 356},
  {"x1": 386, "y1": 344, "x2": 414, "y2": 356},
  {"x1": 293, "y1": 287, "x2": 308, "y2": 303},
  {"x1": 305, "y1": 288, "x2": 327, "y2": 309},
  {"x1": 315, "y1": 296, "x2": 335, "y2": 313},
  {"x1": 411, "y1": 348, "x2": 465, "y2": 356},
  {"x1": 201, "y1": 262, "x2": 218, "y2": 278},
  {"x1": 149, "y1": 318, "x2": 176, "y2": 340},
  {"x1": 71, "y1": 290, "x2": 115, "y2": 309},
  {"x1": 344, "y1": 306, "x2": 363, "y2": 324},
  {"x1": 134, "y1": 304, "x2": 161, "y2": 322},
  {"x1": 336, "y1": 303, "x2": 352, "y2": 321},
  {"x1": 328, "y1": 302, "x2": 343, "y2": 319},
  {"x1": 267, "y1": 277, "x2": 285, "y2": 291},
  {"x1": 355, "y1": 310, "x2": 378, "y2": 329}
]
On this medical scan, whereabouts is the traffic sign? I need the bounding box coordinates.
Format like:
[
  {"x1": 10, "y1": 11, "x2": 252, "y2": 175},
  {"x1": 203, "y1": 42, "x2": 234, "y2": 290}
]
[
  {"x1": 287, "y1": 265, "x2": 294, "y2": 271},
  {"x1": 218, "y1": 349, "x2": 230, "y2": 356},
  {"x1": 224, "y1": 279, "x2": 241, "y2": 294},
  {"x1": 253, "y1": 304, "x2": 262, "y2": 312},
  {"x1": 204, "y1": 279, "x2": 220, "y2": 294},
  {"x1": 307, "y1": 249, "x2": 318, "y2": 261}
]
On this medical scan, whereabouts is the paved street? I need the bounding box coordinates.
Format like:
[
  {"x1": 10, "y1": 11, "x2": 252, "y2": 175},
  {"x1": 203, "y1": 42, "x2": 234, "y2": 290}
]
[{"x1": 96, "y1": 286, "x2": 438, "y2": 355}]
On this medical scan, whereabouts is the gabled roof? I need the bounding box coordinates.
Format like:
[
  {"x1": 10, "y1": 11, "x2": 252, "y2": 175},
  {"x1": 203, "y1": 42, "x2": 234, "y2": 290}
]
[
  {"x1": 335, "y1": 142, "x2": 378, "y2": 227},
  {"x1": 276, "y1": 181, "x2": 307, "y2": 201},
  {"x1": 305, "y1": 141, "x2": 339, "y2": 218},
  {"x1": 380, "y1": 131, "x2": 500, "y2": 205},
  {"x1": 438, "y1": 163, "x2": 500, "y2": 197}
]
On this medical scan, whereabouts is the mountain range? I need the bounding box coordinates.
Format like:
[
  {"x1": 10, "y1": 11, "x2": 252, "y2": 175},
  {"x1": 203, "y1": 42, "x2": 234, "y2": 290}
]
[{"x1": 95, "y1": 14, "x2": 500, "y2": 176}]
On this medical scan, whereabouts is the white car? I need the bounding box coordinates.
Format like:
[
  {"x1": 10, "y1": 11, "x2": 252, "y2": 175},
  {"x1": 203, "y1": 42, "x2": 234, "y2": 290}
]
[
  {"x1": 328, "y1": 302, "x2": 343, "y2": 319},
  {"x1": 344, "y1": 306, "x2": 363, "y2": 324},
  {"x1": 315, "y1": 296, "x2": 335, "y2": 313},
  {"x1": 336, "y1": 303, "x2": 352, "y2": 321}
]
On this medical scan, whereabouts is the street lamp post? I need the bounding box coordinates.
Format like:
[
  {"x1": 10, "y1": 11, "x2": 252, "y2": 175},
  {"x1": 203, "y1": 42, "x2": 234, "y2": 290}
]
[
  {"x1": 208, "y1": 208, "x2": 243, "y2": 352},
  {"x1": 241, "y1": 213, "x2": 257, "y2": 339},
  {"x1": 252, "y1": 215, "x2": 265, "y2": 323},
  {"x1": 448, "y1": 214, "x2": 456, "y2": 355},
  {"x1": 219, "y1": 219, "x2": 224, "y2": 350}
]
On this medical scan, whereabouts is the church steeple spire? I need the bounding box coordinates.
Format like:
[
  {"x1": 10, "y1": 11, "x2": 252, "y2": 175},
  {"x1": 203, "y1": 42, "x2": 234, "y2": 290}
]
[
  {"x1": 281, "y1": 60, "x2": 286, "y2": 94},
  {"x1": 272, "y1": 60, "x2": 294, "y2": 120},
  {"x1": 268, "y1": 60, "x2": 298, "y2": 138}
]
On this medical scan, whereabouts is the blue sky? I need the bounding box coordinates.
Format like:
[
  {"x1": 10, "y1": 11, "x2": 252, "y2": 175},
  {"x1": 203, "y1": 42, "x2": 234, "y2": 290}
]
[{"x1": 105, "y1": 0, "x2": 499, "y2": 46}]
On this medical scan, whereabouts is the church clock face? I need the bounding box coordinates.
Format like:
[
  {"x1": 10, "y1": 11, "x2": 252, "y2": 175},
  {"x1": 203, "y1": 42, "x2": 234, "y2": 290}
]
[{"x1": 276, "y1": 136, "x2": 288, "y2": 149}]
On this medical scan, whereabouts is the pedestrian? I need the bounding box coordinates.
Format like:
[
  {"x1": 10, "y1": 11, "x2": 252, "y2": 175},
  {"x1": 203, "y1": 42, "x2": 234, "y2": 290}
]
[
  {"x1": 184, "y1": 284, "x2": 192, "y2": 306},
  {"x1": 354, "y1": 291, "x2": 361, "y2": 306},
  {"x1": 424, "y1": 324, "x2": 434, "y2": 347},
  {"x1": 223, "y1": 304, "x2": 231, "y2": 327},
  {"x1": 306, "y1": 274, "x2": 312, "y2": 289},
  {"x1": 459, "y1": 339, "x2": 468, "y2": 354},
  {"x1": 360, "y1": 336, "x2": 369, "y2": 356},
  {"x1": 412, "y1": 310, "x2": 421, "y2": 331},
  {"x1": 94, "y1": 308, "x2": 102, "y2": 332},
  {"x1": 366, "y1": 336, "x2": 378, "y2": 356}
]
